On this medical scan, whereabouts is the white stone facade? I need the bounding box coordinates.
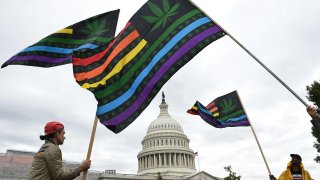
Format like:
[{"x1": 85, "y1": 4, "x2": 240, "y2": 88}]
[{"x1": 137, "y1": 94, "x2": 197, "y2": 176}]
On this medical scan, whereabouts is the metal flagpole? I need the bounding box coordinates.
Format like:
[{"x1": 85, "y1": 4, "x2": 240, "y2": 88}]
[
  {"x1": 236, "y1": 91, "x2": 272, "y2": 176},
  {"x1": 197, "y1": 153, "x2": 203, "y2": 180},
  {"x1": 189, "y1": 0, "x2": 308, "y2": 107},
  {"x1": 82, "y1": 116, "x2": 99, "y2": 180},
  {"x1": 196, "y1": 152, "x2": 201, "y2": 172}
]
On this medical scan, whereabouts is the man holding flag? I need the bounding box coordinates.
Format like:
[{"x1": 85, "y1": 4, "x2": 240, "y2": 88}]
[
  {"x1": 269, "y1": 154, "x2": 312, "y2": 180},
  {"x1": 28, "y1": 122, "x2": 91, "y2": 180}
]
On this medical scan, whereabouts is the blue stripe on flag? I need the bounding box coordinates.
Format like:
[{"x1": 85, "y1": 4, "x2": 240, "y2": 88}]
[
  {"x1": 219, "y1": 115, "x2": 247, "y2": 124},
  {"x1": 97, "y1": 17, "x2": 212, "y2": 115},
  {"x1": 20, "y1": 44, "x2": 99, "y2": 54}
]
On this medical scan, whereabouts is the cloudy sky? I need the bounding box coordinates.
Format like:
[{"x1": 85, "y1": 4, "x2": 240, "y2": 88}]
[{"x1": 1, "y1": 0, "x2": 320, "y2": 179}]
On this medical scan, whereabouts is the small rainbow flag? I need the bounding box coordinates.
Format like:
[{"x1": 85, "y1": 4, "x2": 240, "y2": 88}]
[{"x1": 187, "y1": 91, "x2": 250, "y2": 128}]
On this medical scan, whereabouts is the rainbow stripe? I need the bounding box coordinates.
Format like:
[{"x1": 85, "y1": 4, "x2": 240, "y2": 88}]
[
  {"x1": 73, "y1": 0, "x2": 226, "y2": 133},
  {"x1": 187, "y1": 91, "x2": 250, "y2": 128},
  {"x1": 2, "y1": 10, "x2": 119, "y2": 68},
  {"x1": 55, "y1": 28, "x2": 73, "y2": 34},
  {"x1": 99, "y1": 26, "x2": 221, "y2": 123}
]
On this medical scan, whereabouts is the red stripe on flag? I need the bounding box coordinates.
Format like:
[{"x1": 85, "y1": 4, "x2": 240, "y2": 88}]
[
  {"x1": 73, "y1": 22, "x2": 131, "y2": 67},
  {"x1": 74, "y1": 28, "x2": 140, "y2": 81}
]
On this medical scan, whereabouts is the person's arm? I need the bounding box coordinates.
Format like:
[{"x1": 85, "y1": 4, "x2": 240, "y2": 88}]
[
  {"x1": 79, "y1": 160, "x2": 91, "y2": 172},
  {"x1": 45, "y1": 145, "x2": 80, "y2": 180},
  {"x1": 269, "y1": 174, "x2": 277, "y2": 180},
  {"x1": 307, "y1": 106, "x2": 320, "y2": 129}
]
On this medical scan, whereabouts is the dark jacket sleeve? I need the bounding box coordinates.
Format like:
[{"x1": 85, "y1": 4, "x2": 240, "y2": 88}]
[
  {"x1": 311, "y1": 115, "x2": 320, "y2": 129},
  {"x1": 45, "y1": 145, "x2": 80, "y2": 180}
]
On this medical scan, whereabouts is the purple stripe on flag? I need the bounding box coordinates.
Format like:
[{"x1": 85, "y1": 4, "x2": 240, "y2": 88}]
[
  {"x1": 102, "y1": 26, "x2": 222, "y2": 126},
  {"x1": 198, "y1": 110, "x2": 250, "y2": 128},
  {"x1": 8, "y1": 55, "x2": 71, "y2": 63},
  {"x1": 197, "y1": 109, "x2": 225, "y2": 128}
]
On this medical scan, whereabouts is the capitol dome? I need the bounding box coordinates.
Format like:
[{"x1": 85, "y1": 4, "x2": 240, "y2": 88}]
[{"x1": 137, "y1": 93, "x2": 197, "y2": 176}]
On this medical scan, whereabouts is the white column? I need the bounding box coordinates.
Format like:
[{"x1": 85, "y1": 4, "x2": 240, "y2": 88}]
[
  {"x1": 155, "y1": 154, "x2": 158, "y2": 167},
  {"x1": 186, "y1": 154, "x2": 188, "y2": 166},
  {"x1": 174, "y1": 153, "x2": 176, "y2": 166},
  {"x1": 138, "y1": 158, "x2": 140, "y2": 170},
  {"x1": 169, "y1": 153, "x2": 171, "y2": 166},
  {"x1": 186, "y1": 155, "x2": 189, "y2": 167},
  {"x1": 186, "y1": 154, "x2": 188, "y2": 167},
  {"x1": 141, "y1": 157, "x2": 143, "y2": 169},
  {"x1": 142, "y1": 157, "x2": 144, "y2": 170},
  {"x1": 183, "y1": 154, "x2": 185, "y2": 166},
  {"x1": 146, "y1": 156, "x2": 148, "y2": 168},
  {"x1": 193, "y1": 155, "x2": 195, "y2": 168},
  {"x1": 185, "y1": 155, "x2": 187, "y2": 167},
  {"x1": 164, "y1": 153, "x2": 167, "y2": 166}
]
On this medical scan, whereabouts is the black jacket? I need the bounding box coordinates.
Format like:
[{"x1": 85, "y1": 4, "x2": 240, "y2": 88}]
[{"x1": 311, "y1": 114, "x2": 320, "y2": 129}]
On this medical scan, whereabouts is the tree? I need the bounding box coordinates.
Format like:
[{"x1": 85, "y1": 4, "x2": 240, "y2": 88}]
[
  {"x1": 224, "y1": 165, "x2": 241, "y2": 180},
  {"x1": 156, "y1": 172, "x2": 163, "y2": 180},
  {"x1": 306, "y1": 80, "x2": 320, "y2": 163}
]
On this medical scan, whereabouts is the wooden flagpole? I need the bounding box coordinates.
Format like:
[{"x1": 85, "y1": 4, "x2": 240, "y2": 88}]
[
  {"x1": 82, "y1": 116, "x2": 99, "y2": 180},
  {"x1": 189, "y1": 0, "x2": 308, "y2": 107},
  {"x1": 236, "y1": 91, "x2": 272, "y2": 175}
]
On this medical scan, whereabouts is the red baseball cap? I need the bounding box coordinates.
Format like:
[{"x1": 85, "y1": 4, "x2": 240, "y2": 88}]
[{"x1": 44, "y1": 122, "x2": 64, "y2": 135}]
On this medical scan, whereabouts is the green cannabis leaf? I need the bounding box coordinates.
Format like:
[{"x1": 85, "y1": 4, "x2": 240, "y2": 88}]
[
  {"x1": 220, "y1": 98, "x2": 236, "y2": 114},
  {"x1": 81, "y1": 18, "x2": 109, "y2": 37},
  {"x1": 143, "y1": 0, "x2": 181, "y2": 32}
]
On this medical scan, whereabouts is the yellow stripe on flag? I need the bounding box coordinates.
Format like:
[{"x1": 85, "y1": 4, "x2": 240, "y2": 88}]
[
  {"x1": 81, "y1": 39, "x2": 147, "y2": 89},
  {"x1": 55, "y1": 28, "x2": 73, "y2": 34}
]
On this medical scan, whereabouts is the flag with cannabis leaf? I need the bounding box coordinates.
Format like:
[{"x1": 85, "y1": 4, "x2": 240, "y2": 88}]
[
  {"x1": 187, "y1": 91, "x2": 250, "y2": 128},
  {"x1": 72, "y1": 0, "x2": 225, "y2": 133},
  {"x1": 2, "y1": 10, "x2": 119, "y2": 68}
]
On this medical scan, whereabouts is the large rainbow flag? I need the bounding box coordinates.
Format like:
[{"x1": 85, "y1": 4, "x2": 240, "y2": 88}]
[
  {"x1": 187, "y1": 91, "x2": 250, "y2": 128},
  {"x1": 73, "y1": 0, "x2": 226, "y2": 133},
  {"x1": 1, "y1": 10, "x2": 119, "y2": 68}
]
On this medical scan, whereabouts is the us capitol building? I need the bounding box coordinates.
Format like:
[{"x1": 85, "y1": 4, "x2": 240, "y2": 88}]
[{"x1": 0, "y1": 94, "x2": 221, "y2": 180}]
